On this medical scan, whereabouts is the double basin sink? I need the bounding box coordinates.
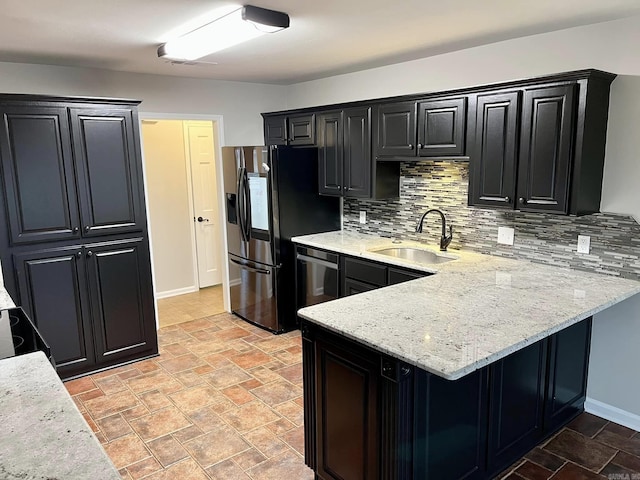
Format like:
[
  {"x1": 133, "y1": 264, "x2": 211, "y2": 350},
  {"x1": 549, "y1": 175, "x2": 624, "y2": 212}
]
[{"x1": 369, "y1": 246, "x2": 457, "y2": 265}]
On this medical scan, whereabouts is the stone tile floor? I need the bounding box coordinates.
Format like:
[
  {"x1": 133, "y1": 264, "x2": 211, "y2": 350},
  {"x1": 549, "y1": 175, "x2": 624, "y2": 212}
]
[{"x1": 65, "y1": 312, "x2": 640, "y2": 480}]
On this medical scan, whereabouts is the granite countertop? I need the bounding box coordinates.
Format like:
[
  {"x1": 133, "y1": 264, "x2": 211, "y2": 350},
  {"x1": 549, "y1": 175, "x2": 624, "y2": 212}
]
[
  {"x1": 294, "y1": 231, "x2": 640, "y2": 380},
  {"x1": 0, "y1": 352, "x2": 120, "y2": 480},
  {"x1": 0, "y1": 285, "x2": 15, "y2": 310}
]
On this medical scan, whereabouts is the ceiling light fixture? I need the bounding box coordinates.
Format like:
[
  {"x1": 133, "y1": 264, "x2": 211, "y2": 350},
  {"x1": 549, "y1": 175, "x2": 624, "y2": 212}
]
[{"x1": 157, "y1": 5, "x2": 290, "y2": 61}]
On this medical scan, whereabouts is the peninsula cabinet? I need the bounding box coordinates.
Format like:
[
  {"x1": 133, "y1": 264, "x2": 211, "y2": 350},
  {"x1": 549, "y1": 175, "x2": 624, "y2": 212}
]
[
  {"x1": 0, "y1": 94, "x2": 158, "y2": 380},
  {"x1": 317, "y1": 107, "x2": 400, "y2": 199},
  {"x1": 468, "y1": 71, "x2": 616, "y2": 215},
  {"x1": 302, "y1": 317, "x2": 592, "y2": 480},
  {"x1": 375, "y1": 96, "x2": 467, "y2": 159}
]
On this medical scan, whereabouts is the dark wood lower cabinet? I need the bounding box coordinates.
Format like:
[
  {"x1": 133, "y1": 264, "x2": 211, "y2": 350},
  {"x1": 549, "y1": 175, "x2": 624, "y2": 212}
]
[
  {"x1": 13, "y1": 238, "x2": 157, "y2": 379},
  {"x1": 302, "y1": 318, "x2": 592, "y2": 480},
  {"x1": 86, "y1": 238, "x2": 157, "y2": 365}
]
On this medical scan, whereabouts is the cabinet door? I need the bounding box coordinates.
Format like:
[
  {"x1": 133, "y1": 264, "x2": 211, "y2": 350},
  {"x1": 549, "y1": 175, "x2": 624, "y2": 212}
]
[
  {"x1": 14, "y1": 246, "x2": 94, "y2": 376},
  {"x1": 417, "y1": 97, "x2": 466, "y2": 157},
  {"x1": 544, "y1": 319, "x2": 592, "y2": 433},
  {"x1": 375, "y1": 102, "x2": 417, "y2": 157},
  {"x1": 317, "y1": 111, "x2": 344, "y2": 196},
  {"x1": 517, "y1": 85, "x2": 576, "y2": 213},
  {"x1": 264, "y1": 115, "x2": 287, "y2": 145},
  {"x1": 414, "y1": 369, "x2": 488, "y2": 480},
  {"x1": 288, "y1": 113, "x2": 315, "y2": 146},
  {"x1": 468, "y1": 91, "x2": 520, "y2": 208},
  {"x1": 487, "y1": 340, "x2": 547, "y2": 475},
  {"x1": 0, "y1": 106, "x2": 81, "y2": 244},
  {"x1": 315, "y1": 337, "x2": 380, "y2": 480},
  {"x1": 344, "y1": 107, "x2": 372, "y2": 198},
  {"x1": 70, "y1": 108, "x2": 143, "y2": 237},
  {"x1": 85, "y1": 238, "x2": 157, "y2": 364}
]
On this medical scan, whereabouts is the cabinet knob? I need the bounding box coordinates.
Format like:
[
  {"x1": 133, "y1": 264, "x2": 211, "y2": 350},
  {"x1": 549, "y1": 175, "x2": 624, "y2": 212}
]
[
  {"x1": 84, "y1": 226, "x2": 90, "y2": 233},
  {"x1": 408, "y1": 144, "x2": 413, "y2": 150},
  {"x1": 72, "y1": 227, "x2": 79, "y2": 233},
  {"x1": 86, "y1": 251, "x2": 93, "y2": 257},
  {"x1": 417, "y1": 143, "x2": 423, "y2": 149},
  {"x1": 76, "y1": 251, "x2": 82, "y2": 257},
  {"x1": 519, "y1": 197, "x2": 527, "y2": 205},
  {"x1": 504, "y1": 196, "x2": 511, "y2": 203}
]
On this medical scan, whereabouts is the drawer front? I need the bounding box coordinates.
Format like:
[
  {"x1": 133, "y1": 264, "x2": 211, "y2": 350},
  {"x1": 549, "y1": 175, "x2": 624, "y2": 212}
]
[{"x1": 344, "y1": 257, "x2": 387, "y2": 287}]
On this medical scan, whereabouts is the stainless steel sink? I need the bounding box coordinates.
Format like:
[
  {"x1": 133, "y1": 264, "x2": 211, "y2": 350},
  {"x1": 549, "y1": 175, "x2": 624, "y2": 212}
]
[{"x1": 371, "y1": 247, "x2": 457, "y2": 264}]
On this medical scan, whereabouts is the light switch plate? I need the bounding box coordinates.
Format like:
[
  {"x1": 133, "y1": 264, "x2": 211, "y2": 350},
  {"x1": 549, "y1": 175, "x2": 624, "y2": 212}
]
[
  {"x1": 577, "y1": 235, "x2": 591, "y2": 254},
  {"x1": 497, "y1": 226, "x2": 515, "y2": 245},
  {"x1": 359, "y1": 211, "x2": 367, "y2": 224}
]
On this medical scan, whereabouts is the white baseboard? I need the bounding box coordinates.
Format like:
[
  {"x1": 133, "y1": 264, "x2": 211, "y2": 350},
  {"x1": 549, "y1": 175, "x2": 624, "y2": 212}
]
[
  {"x1": 584, "y1": 397, "x2": 640, "y2": 431},
  {"x1": 155, "y1": 286, "x2": 198, "y2": 299}
]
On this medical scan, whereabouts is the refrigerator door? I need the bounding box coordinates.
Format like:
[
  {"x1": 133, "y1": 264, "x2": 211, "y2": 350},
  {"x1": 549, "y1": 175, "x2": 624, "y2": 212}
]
[
  {"x1": 228, "y1": 254, "x2": 280, "y2": 332},
  {"x1": 223, "y1": 147, "x2": 274, "y2": 266}
]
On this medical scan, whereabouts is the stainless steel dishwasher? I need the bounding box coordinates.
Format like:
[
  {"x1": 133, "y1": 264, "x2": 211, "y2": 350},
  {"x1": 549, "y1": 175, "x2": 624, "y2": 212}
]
[{"x1": 295, "y1": 246, "x2": 340, "y2": 317}]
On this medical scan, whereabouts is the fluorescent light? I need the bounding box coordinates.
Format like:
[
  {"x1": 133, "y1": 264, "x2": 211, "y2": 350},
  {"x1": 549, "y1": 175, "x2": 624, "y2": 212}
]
[{"x1": 158, "y1": 5, "x2": 290, "y2": 61}]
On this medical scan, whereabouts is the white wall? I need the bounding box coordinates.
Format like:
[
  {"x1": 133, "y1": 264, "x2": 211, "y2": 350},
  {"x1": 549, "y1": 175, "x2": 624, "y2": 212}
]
[
  {"x1": 287, "y1": 15, "x2": 640, "y2": 421},
  {"x1": 0, "y1": 62, "x2": 288, "y2": 145},
  {"x1": 141, "y1": 120, "x2": 196, "y2": 297}
]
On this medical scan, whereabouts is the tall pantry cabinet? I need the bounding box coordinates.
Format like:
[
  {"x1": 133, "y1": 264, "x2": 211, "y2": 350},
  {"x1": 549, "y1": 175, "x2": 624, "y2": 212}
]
[{"x1": 0, "y1": 95, "x2": 158, "y2": 379}]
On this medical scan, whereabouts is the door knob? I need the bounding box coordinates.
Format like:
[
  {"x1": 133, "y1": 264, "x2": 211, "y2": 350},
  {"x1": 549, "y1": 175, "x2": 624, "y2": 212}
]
[{"x1": 197, "y1": 216, "x2": 209, "y2": 223}]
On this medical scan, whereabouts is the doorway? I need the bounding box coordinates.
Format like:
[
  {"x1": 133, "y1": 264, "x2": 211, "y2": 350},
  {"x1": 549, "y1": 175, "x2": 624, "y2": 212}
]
[{"x1": 140, "y1": 116, "x2": 228, "y2": 327}]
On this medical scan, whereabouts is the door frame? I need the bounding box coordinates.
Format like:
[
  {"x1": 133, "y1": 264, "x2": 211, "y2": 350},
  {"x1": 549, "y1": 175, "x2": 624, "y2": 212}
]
[{"x1": 138, "y1": 112, "x2": 231, "y2": 319}]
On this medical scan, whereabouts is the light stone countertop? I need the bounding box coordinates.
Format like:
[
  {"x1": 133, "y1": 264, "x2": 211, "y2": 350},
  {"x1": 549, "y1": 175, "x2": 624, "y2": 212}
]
[
  {"x1": 0, "y1": 352, "x2": 120, "y2": 480},
  {"x1": 293, "y1": 231, "x2": 640, "y2": 380},
  {"x1": 0, "y1": 285, "x2": 15, "y2": 310}
]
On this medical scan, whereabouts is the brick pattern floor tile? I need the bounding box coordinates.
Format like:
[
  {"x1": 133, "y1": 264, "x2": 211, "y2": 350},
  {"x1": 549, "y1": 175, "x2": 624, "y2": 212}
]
[{"x1": 67, "y1": 312, "x2": 640, "y2": 479}]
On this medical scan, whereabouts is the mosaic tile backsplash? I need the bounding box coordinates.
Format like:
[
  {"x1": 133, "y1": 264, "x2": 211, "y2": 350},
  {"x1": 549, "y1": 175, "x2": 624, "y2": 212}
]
[{"x1": 343, "y1": 161, "x2": 640, "y2": 281}]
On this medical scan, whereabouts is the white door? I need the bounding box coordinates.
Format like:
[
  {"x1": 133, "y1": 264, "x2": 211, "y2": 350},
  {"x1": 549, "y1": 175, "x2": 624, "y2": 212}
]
[{"x1": 185, "y1": 121, "x2": 222, "y2": 287}]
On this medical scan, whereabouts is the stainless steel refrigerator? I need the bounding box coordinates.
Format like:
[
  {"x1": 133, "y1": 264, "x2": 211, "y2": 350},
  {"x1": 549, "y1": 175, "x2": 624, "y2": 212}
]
[{"x1": 222, "y1": 146, "x2": 340, "y2": 333}]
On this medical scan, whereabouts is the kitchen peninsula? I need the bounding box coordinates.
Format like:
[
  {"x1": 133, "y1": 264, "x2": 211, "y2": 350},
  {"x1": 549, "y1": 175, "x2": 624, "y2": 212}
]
[{"x1": 294, "y1": 231, "x2": 640, "y2": 480}]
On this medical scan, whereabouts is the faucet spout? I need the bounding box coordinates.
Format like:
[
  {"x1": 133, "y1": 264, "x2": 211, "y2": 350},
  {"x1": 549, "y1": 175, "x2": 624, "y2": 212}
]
[{"x1": 415, "y1": 209, "x2": 453, "y2": 251}]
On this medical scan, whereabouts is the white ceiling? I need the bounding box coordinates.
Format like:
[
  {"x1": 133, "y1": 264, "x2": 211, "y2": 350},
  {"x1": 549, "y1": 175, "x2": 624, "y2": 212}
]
[{"x1": 1, "y1": 0, "x2": 640, "y2": 85}]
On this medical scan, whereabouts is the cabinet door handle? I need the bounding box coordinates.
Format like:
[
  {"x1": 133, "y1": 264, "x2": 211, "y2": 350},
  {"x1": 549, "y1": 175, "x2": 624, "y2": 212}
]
[
  {"x1": 86, "y1": 251, "x2": 93, "y2": 257},
  {"x1": 519, "y1": 197, "x2": 527, "y2": 205},
  {"x1": 84, "y1": 226, "x2": 90, "y2": 233},
  {"x1": 417, "y1": 143, "x2": 423, "y2": 149},
  {"x1": 408, "y1": 143, "x2": 413, "y2": 149},
  {"x1": 72, "y1": 227, "x2": 79, "y2": 233},
  {"x1": 76, "y1": 251, "x2": 82, "y2": 257},
  {"x1": 504, "y1": 196, "x2": 511, "y2": 203}
]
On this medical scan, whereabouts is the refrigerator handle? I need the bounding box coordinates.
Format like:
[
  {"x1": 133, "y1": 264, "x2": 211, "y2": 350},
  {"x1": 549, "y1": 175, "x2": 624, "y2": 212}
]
[
  {"x1": 236, "y1": 168, "x2": 247, "y2": 242},
  {"x1": 242, "y1": 168, "x2": 252, "y2": 241}
]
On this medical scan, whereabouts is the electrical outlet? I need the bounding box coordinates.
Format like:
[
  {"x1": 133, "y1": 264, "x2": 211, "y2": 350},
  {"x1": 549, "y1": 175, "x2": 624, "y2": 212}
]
[
  {"x1": 359, "y1": 211, "x2": 367, "y2": 224},
  {"x1": 497, "y1": 226, "x2": 515, "y2": 246},
  {"x1": 577, "y1": 235, "x2": 590, "y2": 254}
]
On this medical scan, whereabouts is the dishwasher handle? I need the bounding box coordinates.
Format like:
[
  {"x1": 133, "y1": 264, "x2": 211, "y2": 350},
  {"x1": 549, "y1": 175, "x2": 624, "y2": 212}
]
[{"x1": 296, "y1": 253, "x2": 338, "y2": 270}]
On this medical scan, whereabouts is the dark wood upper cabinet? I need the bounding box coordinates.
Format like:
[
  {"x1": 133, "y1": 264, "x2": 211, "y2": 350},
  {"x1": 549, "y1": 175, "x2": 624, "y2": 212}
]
[
  {"x1": 86, "y1": 238, "x2": 156, "y2": 364},
  {"x1": 71, "y1": 108, "x2": 143, "y2": 237},
  {"x1": 517, "y1": 85, "x2": 576, "y2": 214},
  {"x1": 343, "y1": 107, "x2": 372, "y2": 198},
  {"x1": 288, "y1": 113, "x2": 315, "y2": 146},
  {"x1": 375, "y1": 101, "x2": 417, "y2": 157},
  {"x1": 264, "y1": 115, "x2": 287, "y2": 145},
  {"x1": 318, "y1": 107, "x2": 380, "y2": 199},
  {"x1": 14, "y1": 246, "x2": 95, "y2": 377},
  {"x1": 468, "y1": 91, "x2": 520, "y2": 208},
  {"x1": 0, "y1": 106, "x2": 81, "y2": 245},
  {"x1": 317, "y1": 111, "x2": 343, "y2": 196},
  {"x1": 417, "y1": 97, "x2": 466, "y2": 157}
]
